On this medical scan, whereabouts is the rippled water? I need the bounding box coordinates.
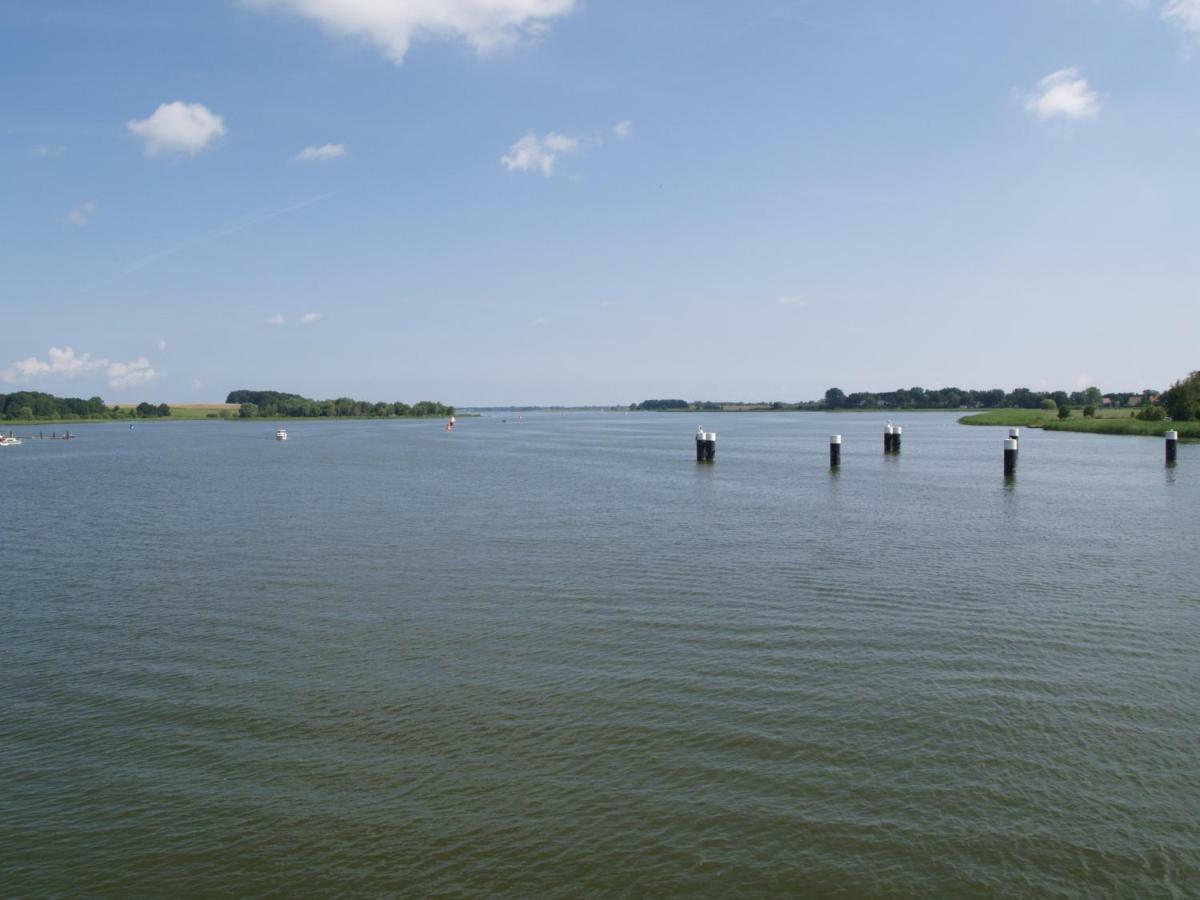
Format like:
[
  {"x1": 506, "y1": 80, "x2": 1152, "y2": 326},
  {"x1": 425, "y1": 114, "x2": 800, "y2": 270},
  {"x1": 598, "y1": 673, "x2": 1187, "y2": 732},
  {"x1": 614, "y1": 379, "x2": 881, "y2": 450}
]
[{"x1": 2, "y1": 412, "x2": 1197, "y2": 896}]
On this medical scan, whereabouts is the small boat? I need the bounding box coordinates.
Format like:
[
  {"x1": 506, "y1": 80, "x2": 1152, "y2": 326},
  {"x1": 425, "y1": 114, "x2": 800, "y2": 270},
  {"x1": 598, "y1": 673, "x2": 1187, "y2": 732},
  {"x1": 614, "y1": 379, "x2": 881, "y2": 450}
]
[
  {"x1": 276, "y1": 428, "x2": 288, "y2": 441},
  {"x1": 0, "y1": 434, "x2": 22, "y2": 447}
]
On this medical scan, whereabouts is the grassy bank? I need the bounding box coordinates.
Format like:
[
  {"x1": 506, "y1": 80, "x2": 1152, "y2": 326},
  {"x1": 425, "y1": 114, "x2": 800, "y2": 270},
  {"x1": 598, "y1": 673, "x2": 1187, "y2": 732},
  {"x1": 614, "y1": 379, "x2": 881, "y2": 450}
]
[
  {"x1": 1042, "y1": 418, "x2": 1200, "y2": 437},
  {"x1": 957, "y1": 409, "x2": 1056, "y2": 427},
  {"x1": 958, "y1": 408, "x2": 1200, "y2": 438}
]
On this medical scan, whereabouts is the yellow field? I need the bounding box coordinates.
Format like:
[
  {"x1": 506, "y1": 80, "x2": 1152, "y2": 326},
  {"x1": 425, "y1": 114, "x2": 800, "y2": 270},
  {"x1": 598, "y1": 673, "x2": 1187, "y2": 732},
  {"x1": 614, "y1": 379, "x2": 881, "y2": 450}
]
[{"x1": 106, "y1": 402, "x2": 240, "y2": 419}]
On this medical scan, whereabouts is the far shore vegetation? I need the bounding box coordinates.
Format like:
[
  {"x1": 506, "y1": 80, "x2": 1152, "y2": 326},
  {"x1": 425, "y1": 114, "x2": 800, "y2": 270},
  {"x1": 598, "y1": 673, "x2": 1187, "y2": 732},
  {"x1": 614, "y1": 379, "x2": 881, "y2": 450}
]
[
  {"x1": 631, "y1": 384, "x2": 1161, "y2": 414},
  {"x1": 958, "y1": 368, "x2": 1200, "y2": 438},
  {"x1": 224, "y1": 390, "x2": 453, "y2": 419},
  {"x1": 1, "y1": 389, "x2": 456, "y2": 425}
]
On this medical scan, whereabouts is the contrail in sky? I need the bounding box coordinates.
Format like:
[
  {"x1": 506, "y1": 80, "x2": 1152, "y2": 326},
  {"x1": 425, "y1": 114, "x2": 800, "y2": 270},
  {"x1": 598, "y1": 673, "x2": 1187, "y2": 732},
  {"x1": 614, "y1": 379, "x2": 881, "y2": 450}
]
[{"x1": 123, "y1": 192, "x2": 337, "y2": 275}]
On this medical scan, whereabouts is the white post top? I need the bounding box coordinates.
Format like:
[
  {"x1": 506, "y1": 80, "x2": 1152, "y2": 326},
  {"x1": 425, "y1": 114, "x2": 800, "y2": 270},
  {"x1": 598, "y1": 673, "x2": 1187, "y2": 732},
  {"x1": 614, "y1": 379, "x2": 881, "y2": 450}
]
[
  {"x1": 1009, "y1": 428, "x2": 1020, "y2": 438},
  {"x1": 697, "y1": 426, "x2": 705, "y2": 435},
  {"x1": 1166, "y1": 430, "x2": 1178, "y2": 440},
  {"x1": 884, "y1": 424, "x2": 894, "y2": 434},
  {"x1": 893, "y1": 425, "x2": 902, "y2": 434},
  {"x1": 1004, "y1": 438, "x2": 1018, "y2": 450},
  {"x1": 830, "y1": 434, "x2": 842, "y2": 444}
]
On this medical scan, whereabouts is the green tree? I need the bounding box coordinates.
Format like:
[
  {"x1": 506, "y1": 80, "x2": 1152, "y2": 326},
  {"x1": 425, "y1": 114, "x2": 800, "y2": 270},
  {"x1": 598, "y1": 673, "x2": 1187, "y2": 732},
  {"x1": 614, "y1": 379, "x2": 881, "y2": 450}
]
[
  {"x1": 1136, "y1": 404, "x2": 1166, "y2": 421},
  {"x1": 823, "y1": 388, "x2": 846, "y2": 409},
  {"x1": 1083, "y1": 405, "x2": 1096, "y2": 418},
  {"x1": 1162, "y1": 372, "x2": 1200, "y2": 421},
  {"x1": 1039, "y1": 398, "x2": 1057, "y2": 411},
  {"x1": 1057, "y1": 406, "x2": 1070, "y2": 419},
  {"x1": 239, "y1": 402, "x2": 259, "y2": 418}
]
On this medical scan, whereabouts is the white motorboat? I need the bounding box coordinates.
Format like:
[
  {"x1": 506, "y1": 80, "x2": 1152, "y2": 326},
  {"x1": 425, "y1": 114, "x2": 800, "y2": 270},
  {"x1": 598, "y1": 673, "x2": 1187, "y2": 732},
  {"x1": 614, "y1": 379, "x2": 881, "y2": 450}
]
[
  {"x1": 275, "y1": 428, "x2": 288, "y2": 441},
  {"x1": 0, "y1": 434, "x2": 22, "y2": 447}
]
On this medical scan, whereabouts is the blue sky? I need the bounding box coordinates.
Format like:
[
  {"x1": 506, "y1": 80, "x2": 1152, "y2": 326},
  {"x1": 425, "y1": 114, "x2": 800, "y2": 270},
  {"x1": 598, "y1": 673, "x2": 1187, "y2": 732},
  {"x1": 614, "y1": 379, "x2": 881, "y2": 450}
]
[{"x1": 3, "y1": 0, "x2": 1199, "y2": 405}]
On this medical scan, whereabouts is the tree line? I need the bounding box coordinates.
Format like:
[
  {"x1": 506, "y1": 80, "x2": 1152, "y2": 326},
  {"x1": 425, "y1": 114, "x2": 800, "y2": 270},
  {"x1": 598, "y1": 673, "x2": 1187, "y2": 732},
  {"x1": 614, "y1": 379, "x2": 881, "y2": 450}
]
[
  {"x1": 631, "y1": 399, "x2": 722, "y2": 411},
  {"x1": 0, "y1": 391, "x2": 169, "y2": 421},
  {"x1": 226, "y1": 390, "x2": 454, "y2": 418},
  {"x1": 817, "y1": 386, "x2": 1127, "y2": 410}
]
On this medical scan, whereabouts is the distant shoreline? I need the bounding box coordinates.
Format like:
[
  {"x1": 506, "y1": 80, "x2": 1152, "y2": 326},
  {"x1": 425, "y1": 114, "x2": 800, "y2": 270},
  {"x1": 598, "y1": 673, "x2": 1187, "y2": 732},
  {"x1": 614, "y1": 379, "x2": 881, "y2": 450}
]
[
  {"x1": 958, "y1": 409, "x2": 1199, "y2": 438},
  {"x1": 1, "y1": 413, "x2": 470, "y2": 428}
]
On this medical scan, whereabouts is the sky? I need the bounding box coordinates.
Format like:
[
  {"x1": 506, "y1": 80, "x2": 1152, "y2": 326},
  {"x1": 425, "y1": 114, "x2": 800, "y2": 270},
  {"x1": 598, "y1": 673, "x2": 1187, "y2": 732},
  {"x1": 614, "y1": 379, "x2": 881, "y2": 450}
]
[{"x1": 3, "y1": 0, "x2": 1200, "y2": 406}]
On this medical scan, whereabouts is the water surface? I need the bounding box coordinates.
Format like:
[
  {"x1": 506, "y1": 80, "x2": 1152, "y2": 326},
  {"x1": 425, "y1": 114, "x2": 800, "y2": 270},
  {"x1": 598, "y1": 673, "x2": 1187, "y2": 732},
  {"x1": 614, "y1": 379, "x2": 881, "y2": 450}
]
[{"x1": 2, "y1": 413, "x2": 1197, "y2": 895}]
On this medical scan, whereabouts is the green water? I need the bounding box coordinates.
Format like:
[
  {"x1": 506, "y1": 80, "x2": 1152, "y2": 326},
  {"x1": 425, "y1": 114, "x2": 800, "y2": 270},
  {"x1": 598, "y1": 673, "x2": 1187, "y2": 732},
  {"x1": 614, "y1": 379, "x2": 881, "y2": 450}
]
[{"x1": 2, "y1": 413, "x2": 1197, "y2": 895}]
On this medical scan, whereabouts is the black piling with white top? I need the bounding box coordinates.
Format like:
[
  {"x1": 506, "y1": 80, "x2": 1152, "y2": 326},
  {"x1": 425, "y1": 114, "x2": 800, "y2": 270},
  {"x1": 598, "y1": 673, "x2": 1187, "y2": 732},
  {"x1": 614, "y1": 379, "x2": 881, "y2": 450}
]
[
  {"x1": 893, "y1": 425, "x2": 902, "y2": 454},
  {"x1": 1166, "y1": 430, "x2": 1178, "y2": 466},
  {"x1": 1004, "y1": 438, "x2": 1018, "y2": 476},
  {"x1": 830, "y1": 434, "x2": 842, "y2": 469},
  {"x1": 705, "y1": 432, "x2": 716, "y2": 462},
  {"x1": 1008, "y1": 427, "x2": 1020, "y2": 447},
  {"x1": 696, "y1": 427, "x2": 706, "y2": 462},
  {"x1": 884, "y1": 425, "x2": 893, "y2": 454}
]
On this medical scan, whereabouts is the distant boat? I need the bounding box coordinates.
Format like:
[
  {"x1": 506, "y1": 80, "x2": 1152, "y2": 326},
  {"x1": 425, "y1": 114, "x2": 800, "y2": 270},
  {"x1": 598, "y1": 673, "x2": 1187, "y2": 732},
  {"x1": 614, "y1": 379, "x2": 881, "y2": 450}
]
[
  {"x1": 276, "y1": 428, "x2": 288, "y2": 441},
  {"x1": 0, "y1": 434, "x2": 22, "y2": 447}
]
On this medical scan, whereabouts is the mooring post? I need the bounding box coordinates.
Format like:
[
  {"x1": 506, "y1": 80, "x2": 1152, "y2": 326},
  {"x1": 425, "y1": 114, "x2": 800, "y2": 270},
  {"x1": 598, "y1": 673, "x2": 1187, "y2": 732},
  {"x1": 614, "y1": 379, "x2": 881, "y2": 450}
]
[
  {"x1": 1166, "y1": 430, "x2": 1178, "y2": 466},
  {"x1": 884, "y1": 424, "x2": 893, "y2": 454},
  {"x1": 893, "y1": 424, "x2": 902, "y2": 454},
  {"x1": 696, "y1": 426, "x2": 705, "y2": 462},
  {"x1": 1004, "y1": 438, "x2": 1018, "y2": 476},
  {"x1": 830, "y1": 434, "x2": 842, "y2": 469},
  {"x1": 1008, "y1": 427, "x2": 1020, "y2": 448},
  {"x1": 704, "y1": 431, "x2": 716, "y2": 462}
]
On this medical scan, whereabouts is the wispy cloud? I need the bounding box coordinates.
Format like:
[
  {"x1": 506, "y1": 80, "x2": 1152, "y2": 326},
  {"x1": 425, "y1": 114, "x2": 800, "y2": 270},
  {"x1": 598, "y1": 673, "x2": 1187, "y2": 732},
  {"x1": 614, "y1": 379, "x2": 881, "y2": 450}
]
[
  {"x1": 300, "y1": 312, "x2": 323, "y2": 324},
  {"x1": 295, "y1": 143, "x2": 347, "y2": 162},
  {"x1": 613, "y1": 120, "x2": 634, "y2": 139},
  {"x1": 66, "y1": 200, "x2": 96, "y2": 227},
  {"x1": 128, "y1": 101, "x2": 226, "y2": 156},
  {"x1": 156, "y1": 338, "x2": 168, "y2": 352},
  {"x1": 124, "y1": 192, "x2": 336, "y2": 275},
  {"x1": 1163, "y1": 0, "x2": 1200, "y2": 37},
  {"x1": 501, "y1": 131, "x2": 581, "y2": 176},
  {"x1": 244, "y1": 0, "x2": 577, "y2": 63},
  {"x1": 776, "y1": 295, "x2": 807, "y2": 308},
  {"x1": 32, "y1": 144, "x2": 65, "y2": 158},
  {"x1": 266, "y1": 314, "x2": 286, "y2": 326},
  {"x1": 1024, "y1": 68, "x2": 1101, "y2": 121},
  {"x1": 2, "y1": 346, "x2": 159, "y2": 389}
]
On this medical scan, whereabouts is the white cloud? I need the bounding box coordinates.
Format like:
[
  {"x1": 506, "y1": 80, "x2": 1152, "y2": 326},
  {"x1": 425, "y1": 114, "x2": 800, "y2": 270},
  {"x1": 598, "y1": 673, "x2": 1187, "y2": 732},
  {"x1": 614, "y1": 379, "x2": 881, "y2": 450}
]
[
  {"x1": 191, "y1": 378, "x2": 204, "y2": 391},
  {"x1": 128, "y1": 101, "x2": 226, "y2": 156},
  {"x1": 300, "y1": 311, "x2": 323, "y2": 324},
  {"x1": 156, "y1": 338, "x2": 168, "y2": 352},
  {"x1": 244, "y1": 0, "x2": 577, "y2": 63},
  {"x1": 106, "y1": 358, "x2": 158, "y2": 389},
  {"x1": 266, "y1": 314, "x2": 286, "y2": 325},
  {"x1": 32, "y1": 144, "x2": 65, "y2": 158},
  {"x1": 295, "y1": 143, "x2": 347, "y2": 162},
  {"x1": 2, "y1": 346, "x2": 159, "y2": 389},
  {"x1": 1163, "y1": 0, "x2": 1200, "y2": 35},
  {"x1": 1024, "y1": 68, "x2": 1101, "y2": 121},
  {"x1": 66, "y1": 201, "x2": 96, "y2": 227},
  {"x1": 501, "y1": 131, "x2": 580, "y2": 176},
  {"x1": 776, "y1": 295, "x2": 807, "y2": 308},
  {"x1": 613, "y1": 120, "x2": 634, "y2": 139}
]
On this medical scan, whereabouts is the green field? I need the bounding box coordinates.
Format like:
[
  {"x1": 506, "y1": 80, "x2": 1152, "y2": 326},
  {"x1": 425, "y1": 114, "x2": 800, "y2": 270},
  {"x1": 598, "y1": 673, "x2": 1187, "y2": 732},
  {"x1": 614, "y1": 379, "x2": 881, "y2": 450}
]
[
  {"x1": 159, "y1": 403, "x2": 241, "y2": 419},
  {"x1": 958, "y1": 409, "x2": 1057, "y2": 427},
  {"x1": 958, "y1": 408, "x2": 1199, "y2": 438}
]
